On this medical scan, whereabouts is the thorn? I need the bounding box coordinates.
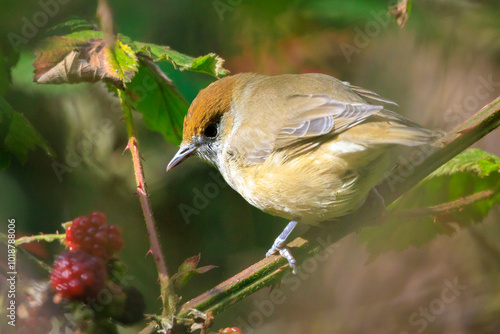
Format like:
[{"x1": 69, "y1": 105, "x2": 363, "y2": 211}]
[
  {"x1": 122, "y1": 143, "x2": 130, "y2": 155},
  {"x1": 146, "y1": 249, "x2": 153, "y2": 257},
  {"x1": 137, "y1": 183, "x2": 146, "y2": 195}
]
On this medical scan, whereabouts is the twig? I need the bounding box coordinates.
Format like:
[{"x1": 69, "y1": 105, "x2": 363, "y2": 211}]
[
  {"x1": 178, "y1": 95, "x2": 500, "y2": 317},
  {"x1": 15, "y1": 233, "x2": 65, "y2": 245},
  {"x1": 96, "y1": 0, "x2": 115, "y2": 47},
  {"x1": 388, "y1": 189, "x2": 494, "y2": 219},
  {"x1": 118, "y1": 90, "x2": 178, "y2": 316}
]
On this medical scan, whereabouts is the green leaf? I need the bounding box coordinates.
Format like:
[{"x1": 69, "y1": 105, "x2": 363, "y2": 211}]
[
  {"x1": 132, "y1": 40, "x2": 229, "y2": 78},
  {"x1": 431, "y1": 148, "x2": 500, "y2": 177},
  {"x1": 0, "y1": 96, "x2": 54, "y2": 168},
  {"x1": 124, "y1": 57, "x2": 187, "y2": 144},
  {"x1": 359, "y1": 149, "x2": 500, "y2": 259}
]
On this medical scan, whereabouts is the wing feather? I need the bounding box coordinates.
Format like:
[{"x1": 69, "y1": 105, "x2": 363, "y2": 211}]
[
  {"x1": 341, "y1": 82, "x2": 399, "y2": 106},
  {"x1": 276, "y1": 95, "x2": 383, "y2": 148}
]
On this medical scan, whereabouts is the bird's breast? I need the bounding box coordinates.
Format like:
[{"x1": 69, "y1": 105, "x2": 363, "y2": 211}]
[{"x1": 217, "y1": 141, "x2": 391, "y2": 225}]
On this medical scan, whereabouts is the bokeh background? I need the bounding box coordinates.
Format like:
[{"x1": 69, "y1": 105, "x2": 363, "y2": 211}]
[{"x1": 1, "y1": 0, "x2": 500, "y2": 333}]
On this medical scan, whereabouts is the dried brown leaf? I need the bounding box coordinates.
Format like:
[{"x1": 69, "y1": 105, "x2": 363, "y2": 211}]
[{"x1": 390, "y1": 0, "x2": 409, "y2": 28}]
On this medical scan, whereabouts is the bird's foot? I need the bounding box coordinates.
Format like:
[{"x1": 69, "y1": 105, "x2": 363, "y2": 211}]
[
  {"x1": 266, "y1": 245, "x2": 297, "y2": 274},
  {"x1": 266, "y1": 220, "x2": 298, "y2": 274}
]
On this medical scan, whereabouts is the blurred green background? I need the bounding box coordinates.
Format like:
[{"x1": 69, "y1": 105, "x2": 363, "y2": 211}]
[{"x1": 1, "y1": 0, "x2": 500, "y2": 333}]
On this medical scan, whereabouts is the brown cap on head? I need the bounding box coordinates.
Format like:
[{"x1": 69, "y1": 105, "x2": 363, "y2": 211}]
[{"x1": 182, "y1": 73, "x2": 256, "y2": 143}]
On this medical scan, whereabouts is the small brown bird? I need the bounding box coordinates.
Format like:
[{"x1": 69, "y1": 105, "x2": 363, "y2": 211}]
[{"x1": 167, "y1": 73, "x2": 438, "y2": 272}]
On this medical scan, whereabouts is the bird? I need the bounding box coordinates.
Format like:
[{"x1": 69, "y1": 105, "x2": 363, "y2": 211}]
[{"x1": 167, "y1": 72, "x2": 439, "y2": 273}]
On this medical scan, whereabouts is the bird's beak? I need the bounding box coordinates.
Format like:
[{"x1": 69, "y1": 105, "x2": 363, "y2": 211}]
[{"x1": 166, "y1": 144, "x2": 197, "y2": 171}]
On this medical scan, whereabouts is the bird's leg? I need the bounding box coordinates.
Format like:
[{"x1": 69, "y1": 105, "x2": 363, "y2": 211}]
[{"x1": 266, "y1": 220, "x2": 298, "y2": 274}]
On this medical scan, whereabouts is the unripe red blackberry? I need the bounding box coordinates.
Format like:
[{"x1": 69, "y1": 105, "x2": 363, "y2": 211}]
[
  {"x1": 66, "y1": 212, "x2": 124, "y2": 260},
  {"x1": 50, "y1": 251, "x2": 106, "y2": 300}
]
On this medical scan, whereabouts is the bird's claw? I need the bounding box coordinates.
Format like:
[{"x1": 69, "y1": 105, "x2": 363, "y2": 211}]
[
  {"x1": 266, "y1": 220, "x2": 299, "y2": 274},
  {"x1": 266, "y1": 245, "x2": 297, "y2": 274}
]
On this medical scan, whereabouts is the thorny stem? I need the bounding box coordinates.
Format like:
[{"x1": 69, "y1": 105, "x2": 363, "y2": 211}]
[
  {"x1": 178, "y1": 95, "x2": 500, "y2": 318},
  {"x1": 388, "y1": 189, "x2": 495, "y2": 220},
  {"x1": 118, "y1": 90, "x2": 178, "y2": 317},
  {"x1": 15, "y1": 233, "x2": 65, "y2": 245}
]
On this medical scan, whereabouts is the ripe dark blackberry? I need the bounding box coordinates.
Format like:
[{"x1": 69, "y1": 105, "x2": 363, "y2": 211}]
[
  {"x1": 66, "y1": 212, "x2": 124, "y2": 259},
  {"x1": 50, "y1": 251, "x2": 106, "y2": 300}
]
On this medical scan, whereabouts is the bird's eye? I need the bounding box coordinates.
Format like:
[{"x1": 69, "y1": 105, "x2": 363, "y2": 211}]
[{"x1": 204, "y1": 123, "x2": 218, "y2": 138}]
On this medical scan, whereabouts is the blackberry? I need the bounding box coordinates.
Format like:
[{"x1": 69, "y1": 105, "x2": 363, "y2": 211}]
[
  {"x1": 66, "y1": 212, "x2": 124, "y2": 260},
  {"x1": 50, "y1": 251, "x2": 106, "y2": 300}
]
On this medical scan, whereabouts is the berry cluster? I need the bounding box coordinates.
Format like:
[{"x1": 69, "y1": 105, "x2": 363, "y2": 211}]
[
  {"x1": 66, "y1": 212, "x2": 124, "y2": 260},
  {"x1": 50, "y1": 212, "x2": 124, "y2": 301},
  {"x1": 50, "y1": 250, "x2": 106, "y2": 300},
  {"x1": 47, "y1": 212, "x2": 144, "y2": 332}
]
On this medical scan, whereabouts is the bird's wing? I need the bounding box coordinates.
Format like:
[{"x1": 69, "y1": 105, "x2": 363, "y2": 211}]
[
  {"x1": 231, "y1": 94, "x2": 438, "y2": 166},
  {"x1": 274, "y1": 94, "x2": 383, "y2": 149},
  {"x1": 341, "y1": 81, "x2": 399, "y2": 106}
]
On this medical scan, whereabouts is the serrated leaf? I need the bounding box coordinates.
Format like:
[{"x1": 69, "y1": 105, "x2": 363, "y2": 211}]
[
  {"x1": 124, "y1": 56, "x2": 187, "y2": 144},
  {"x1": 34, "y1": 32, "x2": 138, "y2": 89},
  {"x1": 133, "y1": 40, "x2": 229, "y2": 78},
  {"x1": 359, "y1": 149, "x2": 500, "y2": 259},
  {"x1": 430, "y1": 149, "x2": 500, "y2": 177},
  {"x1": 0, "y1": 96, "x2": 54, "y2": 167}
]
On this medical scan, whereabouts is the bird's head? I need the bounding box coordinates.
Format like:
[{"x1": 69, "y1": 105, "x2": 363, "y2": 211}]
[{"x1": 167, "y1": 73, "x2": 254, "y2": 171}]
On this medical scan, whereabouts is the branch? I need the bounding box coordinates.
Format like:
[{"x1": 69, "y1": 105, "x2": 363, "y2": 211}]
[
  {"x1": 118, "y1": 90, "x2": 179, "y2": 317},
  {"x1": 178, "y1": 95, "x2": 500, "y2": 318},
  {"x1": 387, "y1": 189, "x2": 494, "y2": 220}
]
